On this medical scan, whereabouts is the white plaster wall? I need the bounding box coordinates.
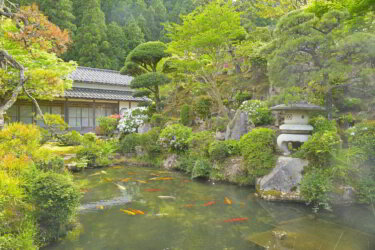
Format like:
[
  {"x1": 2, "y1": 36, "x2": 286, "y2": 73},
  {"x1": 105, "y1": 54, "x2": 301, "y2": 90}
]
[
  {"x1": 73, "y1": 82, "x2": 133, "y2": 92},
  {"x1": 284, "y1": 111, "x2": 309, "y2": 125},
  {"x1": 119, "y1": 101, "x2": 139, "y2": 115}
]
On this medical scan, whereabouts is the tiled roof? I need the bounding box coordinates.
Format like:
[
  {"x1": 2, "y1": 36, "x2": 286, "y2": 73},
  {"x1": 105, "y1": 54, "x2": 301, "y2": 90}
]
[
  {"x1": 64, "y1": 88, "x2": 147, "y2": 102},
  {"x1": 69, "y1": 66, "x2": 133, "y2": 86}
]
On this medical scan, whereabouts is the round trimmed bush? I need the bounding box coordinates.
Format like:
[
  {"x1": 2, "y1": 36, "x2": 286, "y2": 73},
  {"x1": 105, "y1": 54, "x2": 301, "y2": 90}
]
[
  {"x1": 159, "y1": 124, "x2": 192, "y2": 153},
  {"x1": 30, "y1": 172, "x2": 80, "y2": 244},
  {"x1": 239, "y1": 128, "x2": 276, "y2": 178}
]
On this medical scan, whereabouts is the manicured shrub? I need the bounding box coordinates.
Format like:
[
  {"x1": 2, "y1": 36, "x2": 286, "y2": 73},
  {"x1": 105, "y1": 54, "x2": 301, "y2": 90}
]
[
  {"x1": 0, "y1": 123, "x2": 41, "y2": 157},
  {"x1": 309, "y1": 115, "x2": 337, "y2": 134},
  {"x1": 347, "y1": 121, "x2": 375, "y2": 161},
  {"x1": 76, "y1": 139, "x2": 116, "y2": 167},
  {"x1": 176, "y1": 154, "x2": 195, "y2": 174},
  {"x1": 235, "y1": 91, "x2": 252, "y2": 107},
  {"x1": 119, "y1": 133, "x2": 141, "y2": 154},
  {"x1": 209, "y1": 140, "x2": 240, "y2": 161},
  {"x1": 43, "y1": 114, "x2": 68, "y2": 137},
  {"x1": 300, "y1": 169, "x2": 332, "y2": 211},
  {"x1": 240, "y1": 128, "x2": 276, "y2": 178},
  {"x1": 139, "y1": 127, "x2": 162, "y2": 157},
  {"x1": 98, "y1": 116, "x2": 118, "y2": 136},
  {"x1": 29, "y1": 171, "x2": 80, "y2": 245},
  {"x1": 150, "y1": 113, "x2": 167, "y2": 128},
  {"x1": 191, "y1": 159, "x2": 212, "y2": 179},
  {"x1": 299, "y1": 131, "x2": 341, "y2": 168},
  {"x1": 118, "y1": 107, "x2": 148, "y2": 134},
  {"x1": 180, "y1": 104, "x2": 192, "y2": 126},
  {"x1": 159, "y1": 124, "x2": 192, "y2": 153},
  {"x1": 187, "y1": 131, "x2": 215, "y2": 158},
  {"x1": 193, "y1": 95, "x2": 213, "y2": 120},
  {"x1": 239, "y1": 100, "x2": 274, "y2": 126},
  {"x1": 35, "y1": 156, "x2": 65, "y2": 173},
  {"x1": 82, "y1": 132, "x2": 97, "y2": 143},
  {"x1": 57, "y1": 130, "x2": 82, "y2": 146}
]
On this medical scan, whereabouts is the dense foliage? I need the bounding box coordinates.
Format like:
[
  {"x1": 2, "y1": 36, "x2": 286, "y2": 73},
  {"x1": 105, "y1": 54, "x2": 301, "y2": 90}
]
[
  {"x1": 240, "y1": 128, "x2": 276, "y2": 178},
  {"x1": 159, "y1": 124, "x2": 192, "y2": 153},
  {"x1": 239, "y1": 100, "x2": 273, "y2": 126},
  {"x1": 0, "y1": 123, "x2": 80, "y2": 248}
]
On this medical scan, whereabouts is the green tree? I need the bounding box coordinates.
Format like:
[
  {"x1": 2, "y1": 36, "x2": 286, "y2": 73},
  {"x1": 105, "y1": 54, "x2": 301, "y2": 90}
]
[
  {"x1": 121, "y1": 41, "x2": 171, "y2": 111},
  {"x1": 124, "y1": 15, "x2": 145, "y2": 52},
  {"x1": 105, "y1": 22, "x2": 128, "y2": 70},
  {"x1": 0, "y1": 4, "x2": 76, "y2": 129},
  {"x1": 167, "y1": 0, "x2": 246, "y2": 117},
  {"x1": 65, "y1": 0, "x2": 110, "y2": 68},
  {"x1": 34, "y1": 0, "x2": 76, "y2": 31},
  {"x1": 264, "y1": 7, "x2": 375, "y2": 118}
]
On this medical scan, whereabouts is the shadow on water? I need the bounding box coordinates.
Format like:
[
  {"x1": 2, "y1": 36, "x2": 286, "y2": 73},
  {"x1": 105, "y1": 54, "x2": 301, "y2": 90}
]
[{"x1": 46, "y1": 165, "x2": 375, "y2": 250}]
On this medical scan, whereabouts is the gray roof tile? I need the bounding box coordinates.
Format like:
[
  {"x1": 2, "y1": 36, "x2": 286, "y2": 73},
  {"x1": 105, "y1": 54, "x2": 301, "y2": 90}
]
[
  {"x1": 64, "y1": 88, "x2": 147, "y2": 102},
  {"x1": 69, "y1": 66, "x2": 133, "y2": 86}
]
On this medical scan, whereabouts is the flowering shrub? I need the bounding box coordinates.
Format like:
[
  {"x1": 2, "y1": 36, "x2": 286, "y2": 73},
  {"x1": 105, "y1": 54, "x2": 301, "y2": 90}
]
[
  {"x1": 159, "y1": 124, "x2": 192, "y2": 153},
  {"x1": 117, "y1": 107, "x2": 148, "y2": 134},
  {"x1": 98, "y1": 116, "x2": 118, "y2": 136},
  {"x1": 239, "y1": 100, "x2": 274, "y2": 126}
]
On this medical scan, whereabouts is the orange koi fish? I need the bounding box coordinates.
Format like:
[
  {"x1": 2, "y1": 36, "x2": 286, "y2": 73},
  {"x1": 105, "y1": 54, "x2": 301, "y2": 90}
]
[
  {"x1": 103, "y1": 177, "x2": 113, "y2": 182},
  {"x1": 144, "y1": 188, "x2": 162, "y2": 192},
  {"x1": 183, "y1": 204, "x2": 195, "y2": 208},
  {"x1": 203, "y1": 201, "x2": 216, "y2": 207},
  {"x1": 96, "y1": 205, "x2": 105, "y2": 210},
  {"x1": 224, "y1": 197, "x2": 233, "y2": 205},
  {"x1": 150, "y1": 177, "x2": 174, "y2": 181},
  {"x1": 130, "y1": 209, "x2": 145, "y2": 215},
  {"x1": 120, "y1": 178, "x2": 132, "y2": 182},
  {"x1": 223, "y1": 217, "x2": 248, "y2": 223},
  {"x1": 111, "y1": 166, "x2": 122, "y2": 169},
  {"x1": 136, "y1": 180, "x2": 147, "y2": 184},
  {"x1": 80, "y1": 188, "x2": 89, "y2": 193},
  {"x1": 120, "y1": 209, "x2": 136, "y2": 215}
]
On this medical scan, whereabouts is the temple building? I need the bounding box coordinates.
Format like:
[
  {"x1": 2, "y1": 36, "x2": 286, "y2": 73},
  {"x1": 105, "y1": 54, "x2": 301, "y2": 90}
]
[{"x1": 7, "y1": 67, "x2": 147, "y2": 132}]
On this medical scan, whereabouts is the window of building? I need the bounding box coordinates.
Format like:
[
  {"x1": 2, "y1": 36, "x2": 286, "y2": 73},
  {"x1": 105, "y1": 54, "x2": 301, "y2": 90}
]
[
  {"x1": 19, "y1": 105, "x2": 33, "y2": 124},
  {"x1": 68, "y1": 106, "x2": 94, "y2": 129}
]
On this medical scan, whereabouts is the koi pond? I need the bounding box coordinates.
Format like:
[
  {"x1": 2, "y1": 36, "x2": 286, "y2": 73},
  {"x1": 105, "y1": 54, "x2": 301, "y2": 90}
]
[{"x1": 47, "y1": 165, "x2": 375, "y2": 250}]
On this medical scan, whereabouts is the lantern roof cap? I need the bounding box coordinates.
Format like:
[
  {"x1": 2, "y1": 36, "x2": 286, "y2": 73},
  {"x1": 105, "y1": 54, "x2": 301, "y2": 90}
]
[{"x1": 271, "y1": 102, "x2": 325, "y2": 111}]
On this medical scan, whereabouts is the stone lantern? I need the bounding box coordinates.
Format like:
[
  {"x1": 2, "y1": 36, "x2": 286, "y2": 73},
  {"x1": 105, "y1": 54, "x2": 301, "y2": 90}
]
[{"x1": 271, "y1": 103, "x2": 325, "y2": 155}]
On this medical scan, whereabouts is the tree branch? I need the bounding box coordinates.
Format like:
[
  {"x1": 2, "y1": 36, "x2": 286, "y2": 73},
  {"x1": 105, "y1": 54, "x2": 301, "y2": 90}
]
[{"x1": 22, "y1": 86, "x2": 45, "y2": 122}]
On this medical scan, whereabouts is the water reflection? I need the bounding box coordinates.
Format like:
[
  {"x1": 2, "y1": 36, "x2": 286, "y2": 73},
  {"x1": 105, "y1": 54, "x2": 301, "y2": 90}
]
[{"x1": 47, "y1": 165, "x2": 375, "y2": 250}]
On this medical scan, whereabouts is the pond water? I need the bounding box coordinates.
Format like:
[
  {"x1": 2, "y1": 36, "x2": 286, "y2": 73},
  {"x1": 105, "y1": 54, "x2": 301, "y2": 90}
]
[{"x1": 47, "y1": 165, "x2": 375, "y2": 250}]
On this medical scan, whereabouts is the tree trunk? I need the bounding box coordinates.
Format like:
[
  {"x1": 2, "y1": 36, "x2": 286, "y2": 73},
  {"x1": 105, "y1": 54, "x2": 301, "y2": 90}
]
[
  {"x1": 0, "y1": 50, "x2": 26, "y2": 129},
  {"x1": 325, "y1": 88, "x2": 333, "y2": 120},
  {"x1": 209, "y1": 80, "x2": 228, "y2": 118}
]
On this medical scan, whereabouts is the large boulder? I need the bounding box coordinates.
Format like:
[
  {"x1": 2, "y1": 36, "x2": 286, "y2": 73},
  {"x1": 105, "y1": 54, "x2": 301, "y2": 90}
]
[
  {"x1": 225, "y1": 110, "x2": 253, "y2": 140},
  {"x1": 257, "y1": 156, "x2": 308, "y2": 201},
  {"x1": 163, "y1": 154, "x2": 178, "y2": 170}
]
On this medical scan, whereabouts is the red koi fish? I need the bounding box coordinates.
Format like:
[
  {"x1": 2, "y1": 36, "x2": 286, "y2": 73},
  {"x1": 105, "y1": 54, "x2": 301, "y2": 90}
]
[
  {"x1": 223, "y1": 217, "x2": 248, "y2": 223},
  {"x1": 203, "y1": 201, "x2": 216, "y2": 206},
  {"x1": 144, "y1": 188, "x2": 162, "y2": 192}
]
